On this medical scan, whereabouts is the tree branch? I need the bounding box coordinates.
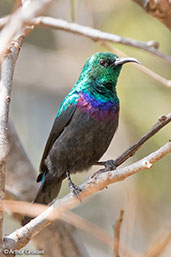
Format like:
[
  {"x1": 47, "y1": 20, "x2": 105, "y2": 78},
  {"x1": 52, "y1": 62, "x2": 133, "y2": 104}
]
[
  {"x1": 32, "y1": 17, "x2": 171, "y2": 62},
  {"x1": 3, "y1": 200, "x2": 142, "y2": 257},
  {"x1": 0, "y1": 15, "x2": 171, "y2": 62},
  {"x1": 0, "y1": 0, "x2": 51, "y2": 252},
  {"x1": 97, "y1": 113, "x2": 171, "y2": 167},
  {"x1": 0, "y1": 4, "x2": 39, "y2": 252},
  {"x1": 114, "y1": 210, "x2": 124, "y2": 257},
  {"x1": 0, "y1": 0, "x2": 54, "y2": 58},
  {"x1": 0, "y1": 42, "x2": 20, "y2": 254},
  {"x1": 132, "y1": 0, "x2": 171, "y2": 30},
  {"x1": 3, "y1": 140, "x2": 171, "y2": 250},
  {"x1": 114, "y1": 114, "x2": 171, "y2": 166}
]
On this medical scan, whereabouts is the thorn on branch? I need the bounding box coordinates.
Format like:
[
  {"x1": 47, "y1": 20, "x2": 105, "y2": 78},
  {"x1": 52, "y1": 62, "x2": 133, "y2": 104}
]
[
  {"x1": 6, "y1": 96, "x2": 11, "y2": 104},
  {"x1": 158, "y1": 115, "x2": 167, "y2": 122},
  {"x1": 146, "y1": 40, "x2": 159, "y2": 49}
]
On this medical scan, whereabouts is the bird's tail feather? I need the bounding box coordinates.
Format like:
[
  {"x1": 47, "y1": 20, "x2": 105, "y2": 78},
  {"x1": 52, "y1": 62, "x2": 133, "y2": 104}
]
[{"x1": 21, "y1": 179, "x2": 62, "y2": 226}]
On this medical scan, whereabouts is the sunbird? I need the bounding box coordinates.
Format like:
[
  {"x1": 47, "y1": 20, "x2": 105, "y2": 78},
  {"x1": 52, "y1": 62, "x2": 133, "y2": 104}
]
[{"x1": 22, "y1": 52, "x2": 139, "y2": 225}]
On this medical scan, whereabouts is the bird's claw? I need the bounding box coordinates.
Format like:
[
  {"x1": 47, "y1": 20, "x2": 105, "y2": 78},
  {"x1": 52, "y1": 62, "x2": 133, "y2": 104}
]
[
  {"x1": 66, "y1": 170, "x2": 82, "y2": 201},
  {"x1": 70, "y1": 183, "x2": 82, "y2": 200},
  {"x1": 104, "y1": 159, "x2": 117, "y2": 171}
]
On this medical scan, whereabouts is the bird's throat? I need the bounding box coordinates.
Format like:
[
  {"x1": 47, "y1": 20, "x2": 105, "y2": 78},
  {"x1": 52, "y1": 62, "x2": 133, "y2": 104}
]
[{"x1": 76, "y1": 91, "x2": 119, "y2": 121}]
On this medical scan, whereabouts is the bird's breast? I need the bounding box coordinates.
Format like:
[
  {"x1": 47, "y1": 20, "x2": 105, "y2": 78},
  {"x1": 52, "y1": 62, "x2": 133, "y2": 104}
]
[{"x1": 76, "y1": 91, "x2": 119, "y2": 121}]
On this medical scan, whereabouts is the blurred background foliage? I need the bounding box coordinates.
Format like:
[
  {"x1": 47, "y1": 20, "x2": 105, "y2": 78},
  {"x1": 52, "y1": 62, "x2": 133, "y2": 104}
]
[{"x1": 1, "y1": 0, "x2": 171, "y2": 256}]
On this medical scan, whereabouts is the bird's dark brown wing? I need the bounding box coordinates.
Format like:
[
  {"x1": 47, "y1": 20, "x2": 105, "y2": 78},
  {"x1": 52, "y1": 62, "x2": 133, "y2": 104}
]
[{"x1": 37, "y1": 105, "x2": 76, "y2": 182}]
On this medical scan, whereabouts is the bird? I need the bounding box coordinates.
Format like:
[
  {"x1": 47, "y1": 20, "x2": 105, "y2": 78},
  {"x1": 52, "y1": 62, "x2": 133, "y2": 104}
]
[{"x1": 22, "y1": 52, "x2": 139, "y2": 225}]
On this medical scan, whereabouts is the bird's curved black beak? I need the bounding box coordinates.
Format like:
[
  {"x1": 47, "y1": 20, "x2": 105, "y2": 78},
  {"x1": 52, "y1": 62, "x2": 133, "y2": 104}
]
[{"x1": 114, "y1": 57, "x2": 140, "y2": 66}]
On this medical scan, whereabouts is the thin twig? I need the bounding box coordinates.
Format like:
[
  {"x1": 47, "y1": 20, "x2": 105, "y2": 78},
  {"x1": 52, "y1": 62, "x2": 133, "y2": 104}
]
[
  {"x1": 0, "y1": 15, "x2": 170, "y2": 62},
  {"x1": 0, "y1": 0, "x2": 54, "y2": 58},
  {"x1": 1, "y1": 16, "x2": 170, "y2": 87},
  {"x1": 114, "y1": 114, "x2": 171, "y2": 167},
  {"x1": 31, "y1": 16, "x2": 171, "y2": 62},
  {"x1": 62, "y1": 211, "x2": 140, "y2": 257},
  {"x1": 0, "y1": 43, "x2": 19, "y2": 251},
  {"x1": 114, "y1": 210, "x2": 124, "y2": 257},
  {"x1": 3, "y1": 140, "x2": 171, "y2": 250},
  {"x1": 97, "y1": 113, "x2": 171, "y2": 168},
  {"x1": 3, "y1": 200, "x2": 142, "y2": 257},
  {"x1": 4, "y1": 199, "x2": 171, "y2": 257},
  {"x1": 102, "y1": 42, "x2": 171, "y2": 87}
]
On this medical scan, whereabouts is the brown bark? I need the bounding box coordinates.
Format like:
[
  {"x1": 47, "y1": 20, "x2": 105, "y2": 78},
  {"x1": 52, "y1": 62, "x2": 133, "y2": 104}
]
[{"x1": 132, "y1": 0, "x2": 171, "y2": 30}]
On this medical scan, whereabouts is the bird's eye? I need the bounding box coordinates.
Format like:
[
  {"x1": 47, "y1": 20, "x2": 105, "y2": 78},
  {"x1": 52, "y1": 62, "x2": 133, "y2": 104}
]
[
  {"x1": 99, "y1": 59, "x2": 111, "y2": 67},
  {"x1": 99, "y1": 59, "x2": 106, "y2": 66}
]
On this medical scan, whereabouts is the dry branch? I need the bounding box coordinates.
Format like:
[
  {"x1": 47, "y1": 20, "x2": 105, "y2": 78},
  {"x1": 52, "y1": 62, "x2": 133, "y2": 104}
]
[
  {"x1": 3, "y1": 140, "x2": 171, "y2": 250},
  {"x1": 0, "y1": 15, "x2": 171, "y2": 62},
  {"x1": 1, "y1": 16, "x2": 170, "y2": 87},
  {"x1": 114, "y1": 114, "x2": 171, "y2": 166},
  {"x1": 132, "y1": 0, "x2": 171, "y2": 30},
  {"x1": 0, "y1": 2, "x2": 39, "y2": 250},
  {"x1": 61, "y1": 212, "x2": 141, "y2": 257},
  {"x1": 32, "y1": 16, "x2": 171, "y2": 62},
  {"x1": 0, "y1": 42, "x2": 20, "y2": 253},
  {"x1": 0, "y1": 0, "x2": 54, "y2": 58},
  {"x1": 3, "y1": 200, "x2": 142, "y2": 257},
  {"x1": 97, "y1": 113, "x2": 171, "y2": 168},
  {"x1": 114, "y1": 210, "x2": 124, "y2": 257}
]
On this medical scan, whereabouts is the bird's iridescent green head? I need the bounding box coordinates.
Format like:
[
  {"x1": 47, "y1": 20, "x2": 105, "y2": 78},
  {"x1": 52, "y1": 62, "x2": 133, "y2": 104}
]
[
  {"x1": 78, "y1": 52, "x2": 139, "y2": 94},
  {"x1": 57, "y1": 52, "x2": 139, "y2": 116}
]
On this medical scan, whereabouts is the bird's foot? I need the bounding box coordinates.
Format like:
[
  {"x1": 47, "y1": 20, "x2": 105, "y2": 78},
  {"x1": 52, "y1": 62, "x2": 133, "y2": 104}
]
[
  {"x1": 70, "y1": 183, "x2": 82, "y2": 199},
  {"x1": 104, "y1": 159, "x2": 117, "y2": 171},
  {"x1": 66, "y1": 171, "x2": 82, "y2": 200},
  {"x1": 95, "y1": 160, "x2": 117, "y2": 172}
]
